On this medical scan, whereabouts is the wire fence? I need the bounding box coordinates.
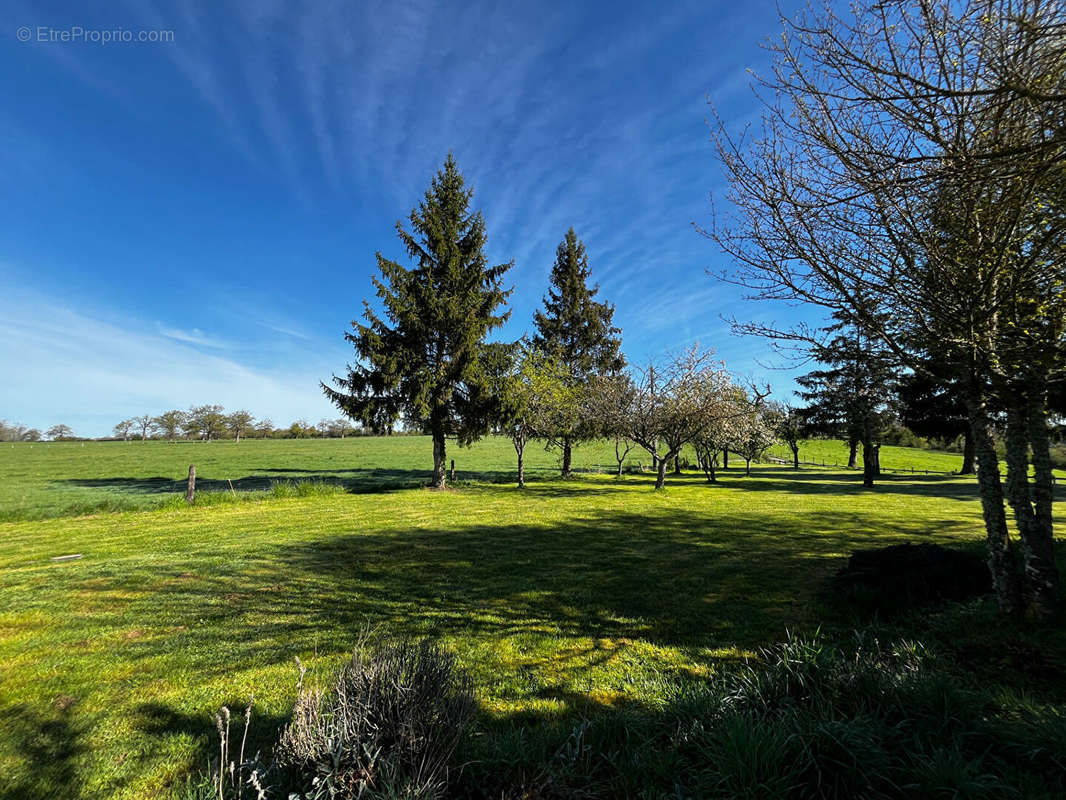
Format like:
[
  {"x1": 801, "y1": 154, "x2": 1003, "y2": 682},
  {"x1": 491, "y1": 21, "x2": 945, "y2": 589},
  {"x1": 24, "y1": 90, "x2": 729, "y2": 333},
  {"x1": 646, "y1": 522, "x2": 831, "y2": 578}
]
[{"x1": 763, "y1": 455, "x2": 963, "y2": 477}]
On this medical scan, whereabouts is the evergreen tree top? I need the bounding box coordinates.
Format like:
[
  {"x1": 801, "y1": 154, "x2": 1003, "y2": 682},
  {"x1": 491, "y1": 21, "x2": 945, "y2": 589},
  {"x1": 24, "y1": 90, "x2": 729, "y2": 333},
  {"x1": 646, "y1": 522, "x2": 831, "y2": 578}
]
[
  {"x1": 322, "y1": 155, "x2": 512, "y2": 443},
  {"x1": 532, "y1": 228, "x2": 624, "y2": 379}
]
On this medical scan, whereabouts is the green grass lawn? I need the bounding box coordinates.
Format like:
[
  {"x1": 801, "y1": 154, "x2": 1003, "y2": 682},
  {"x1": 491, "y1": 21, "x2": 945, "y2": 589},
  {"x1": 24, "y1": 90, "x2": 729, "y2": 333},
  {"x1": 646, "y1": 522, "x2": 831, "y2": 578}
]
[
  {"x1": 0, "y1": 437, "x2": 1062, "y2": 798},
  {"x1": 766, "y1": 438, "x2": 973, "y2": 473},
  {"x1": 1, "y1": 435, "x2": 991, "y2": 522},
  {"x1": 0, "y1": 436, "x2": 638, "y2": 522}
]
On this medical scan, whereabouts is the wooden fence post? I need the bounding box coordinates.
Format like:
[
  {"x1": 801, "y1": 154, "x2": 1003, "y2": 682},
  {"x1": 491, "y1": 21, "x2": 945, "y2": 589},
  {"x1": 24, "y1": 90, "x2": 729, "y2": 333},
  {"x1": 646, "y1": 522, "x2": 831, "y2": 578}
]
[{"x1": 186, "y1": 465, "x2": 196, "y2": 504}]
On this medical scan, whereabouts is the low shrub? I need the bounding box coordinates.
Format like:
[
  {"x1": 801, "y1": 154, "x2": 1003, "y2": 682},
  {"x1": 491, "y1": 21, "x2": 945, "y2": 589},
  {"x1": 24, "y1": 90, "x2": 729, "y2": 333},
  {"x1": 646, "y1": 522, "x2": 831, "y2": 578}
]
[
  {"x1": 275, "y1": 638, "x2": 476, "y2": 800},
  {"x1": 833, "y1": 542, "x2": 990, "y2": 615},
  {"x1": 184, "y1": 631, "x2": 1066, "y2": 800}
]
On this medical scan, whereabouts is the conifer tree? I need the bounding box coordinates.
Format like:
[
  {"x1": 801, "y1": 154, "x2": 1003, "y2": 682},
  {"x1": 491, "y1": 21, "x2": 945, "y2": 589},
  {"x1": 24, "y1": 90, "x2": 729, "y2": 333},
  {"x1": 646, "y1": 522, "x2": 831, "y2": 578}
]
[
  {"x1": 532, "y1": 228, "x2": 624, "y2": 476},
  {"x1": 322, "y1": 155, "x2": 512, "y2": 487},
  {"x1": 796, "y1": 309, "x2": 897, "y2": 487}
]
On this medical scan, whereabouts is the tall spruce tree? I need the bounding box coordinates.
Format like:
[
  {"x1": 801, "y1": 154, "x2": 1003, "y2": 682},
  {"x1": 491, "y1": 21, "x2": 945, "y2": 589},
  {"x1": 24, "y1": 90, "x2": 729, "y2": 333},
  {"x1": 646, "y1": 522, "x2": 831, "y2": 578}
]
[
  {"x1": 322, "y1": 155, "x2": 512, "y2": 488},
  {"x1": 532, "y1": 228, "x2": 624, "y2": 476},
  {"x1": 796, "y1": 309, "x2": 898, "y2": 487},
  {"x1": 897, "y1": 372, "x2": 976, "y2": 475}
]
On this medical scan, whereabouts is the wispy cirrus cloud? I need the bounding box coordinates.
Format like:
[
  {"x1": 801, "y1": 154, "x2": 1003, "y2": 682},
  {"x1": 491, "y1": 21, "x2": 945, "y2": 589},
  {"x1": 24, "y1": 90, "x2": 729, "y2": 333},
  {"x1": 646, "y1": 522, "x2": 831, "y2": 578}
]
[
  {"x1": 158, "y1": 325, "x2": 231, "y2": 348},
  {"x1": 0, "y1": 285, "x2": 338, "y2": 435}
]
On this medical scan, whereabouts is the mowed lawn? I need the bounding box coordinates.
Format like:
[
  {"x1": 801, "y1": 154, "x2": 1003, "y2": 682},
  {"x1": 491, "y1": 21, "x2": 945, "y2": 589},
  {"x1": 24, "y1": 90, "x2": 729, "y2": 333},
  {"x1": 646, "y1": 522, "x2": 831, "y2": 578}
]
[
  {"x1": 0, "y1": 437, "x2": 1051, "y2": 798},
  {"x1": 0, "y1": 435, "x2": 1002, "y2": 523}
]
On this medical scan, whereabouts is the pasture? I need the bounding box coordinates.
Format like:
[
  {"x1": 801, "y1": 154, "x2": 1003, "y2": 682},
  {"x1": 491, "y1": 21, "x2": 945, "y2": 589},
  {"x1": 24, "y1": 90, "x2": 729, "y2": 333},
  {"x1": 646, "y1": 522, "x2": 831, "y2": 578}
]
[
  {"x1": 1, "y1": 437, "x2": 1064, "y2": 798},
  {"x1": 2, "y1": 435, "x2": 978, "y2": 522}
]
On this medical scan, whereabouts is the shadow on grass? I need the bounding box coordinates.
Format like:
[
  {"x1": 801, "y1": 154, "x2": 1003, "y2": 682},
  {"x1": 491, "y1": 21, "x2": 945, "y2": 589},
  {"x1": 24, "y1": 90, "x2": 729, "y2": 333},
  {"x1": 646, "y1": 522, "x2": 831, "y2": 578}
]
[
  {"x1": 74, "y1": 502, "x2": 982, "y2": 685},
  {"x1": 56, "y1": 469, "x2": 632, "y2": 499},
  {"x1": 3, "y1": 703, "x2": 87, "y2": 800},
  {"x1": 42, "y1": 498, "x2": 1004, "y2": 795}
]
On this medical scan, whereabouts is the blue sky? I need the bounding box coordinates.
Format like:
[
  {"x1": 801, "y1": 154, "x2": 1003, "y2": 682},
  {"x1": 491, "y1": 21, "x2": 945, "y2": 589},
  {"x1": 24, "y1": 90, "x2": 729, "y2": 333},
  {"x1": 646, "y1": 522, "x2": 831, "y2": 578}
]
[{"x1": 2, "y1": 0, "x2": 815, "y2": 437}]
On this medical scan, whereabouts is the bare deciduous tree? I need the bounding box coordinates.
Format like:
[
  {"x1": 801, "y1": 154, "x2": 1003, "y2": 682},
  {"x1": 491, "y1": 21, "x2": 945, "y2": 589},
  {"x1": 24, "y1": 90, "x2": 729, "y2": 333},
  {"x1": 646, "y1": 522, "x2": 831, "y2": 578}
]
[
  {"x1": 595, "y1": 347, "x2": 762, "y2": 489},
  {"x1": 497, "y1": 348, "x2": 579, "y2": 487},
  {"x1": 134, "y1": 414, "x2": 153, "y2": 441},
  {"x1": 707, "y1": 0, "x2": 1066, "y2": 617}
]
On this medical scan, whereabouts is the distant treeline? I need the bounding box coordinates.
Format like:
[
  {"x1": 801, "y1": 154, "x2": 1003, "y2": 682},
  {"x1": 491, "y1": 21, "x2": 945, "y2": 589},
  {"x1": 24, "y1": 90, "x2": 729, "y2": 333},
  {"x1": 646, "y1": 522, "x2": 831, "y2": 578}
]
[{"x1": 1, "y1": 409, "x2": 377, "y2": 443}]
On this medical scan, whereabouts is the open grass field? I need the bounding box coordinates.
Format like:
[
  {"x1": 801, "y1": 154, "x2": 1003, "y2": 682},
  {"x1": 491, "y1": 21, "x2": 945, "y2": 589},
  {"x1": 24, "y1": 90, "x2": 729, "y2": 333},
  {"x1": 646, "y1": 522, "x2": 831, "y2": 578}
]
[
  {"x1": 1, "y1": 437, "x2": 1064, "y2": 797},
  {"x1": 0, "y1": 435, "x2": 1003, "y2": 522}
]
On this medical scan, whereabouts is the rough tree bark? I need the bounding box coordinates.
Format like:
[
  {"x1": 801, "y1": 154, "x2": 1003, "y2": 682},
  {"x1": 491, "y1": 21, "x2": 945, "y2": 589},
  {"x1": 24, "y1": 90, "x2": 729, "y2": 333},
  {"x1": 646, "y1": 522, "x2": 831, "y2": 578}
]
[
  {"x1": 1003, "y1": 392, "x2": 1061, "y2": 620},
  {"x1": 790, "y1": 443, "x2": 800, "y2": 469},
  {"x1": 1025, "y1": 395, "x2": 1060, "y2": 620},
  {"x1": 861, "y1": 438, "x2": 876, "y2": 488},
  {"x1": 655, "y1": 450, "x2": 677, "y2": 489},
  {"x1": 431, "y1": 430, "x2": 447, "y2": 489},
  {"x1": 704, "y1": 452, "x2": 717, "y2": 483},
  {"x1": 847, "y1": 439, "x2": 858, "y2": 469},
  {"x1": 960, "y1": 428, "x2": 976, "y2": 475},
  {"x1": 967, "y1": 396, "x2": 1020, "y2": 614},
  {"x1": 561, "y1": 437, "x2": 573, "y2": 478}
]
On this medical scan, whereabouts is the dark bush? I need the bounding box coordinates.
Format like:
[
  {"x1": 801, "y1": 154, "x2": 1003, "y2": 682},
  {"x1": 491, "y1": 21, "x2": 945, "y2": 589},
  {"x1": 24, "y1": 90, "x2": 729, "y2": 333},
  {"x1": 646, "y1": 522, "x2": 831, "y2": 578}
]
[
  {"x1": 275, "y1": 638, "x2": 475, "y2": 800},
  {"x1": 833, "y1": 542, "x2": 990, "y2": 615}
]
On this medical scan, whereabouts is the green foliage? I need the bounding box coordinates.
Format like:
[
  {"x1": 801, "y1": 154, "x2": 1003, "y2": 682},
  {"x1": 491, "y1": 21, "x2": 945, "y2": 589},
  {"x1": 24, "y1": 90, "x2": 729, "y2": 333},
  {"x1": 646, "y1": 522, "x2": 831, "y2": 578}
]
[
  {"x1": 796, "y1": 310, "x2": 898, "y2": 447},
  {"x1": 152, "y1": 410, "x2": 187, "y2": 441},
  {"x1": 532, "y1": 228, "x2": 623, "y2": 382},
  {"x1": 531, "y1": 229, "x2": 624, "y2": 466},
  {"x1": 496, "y1": 347, "x2": 580, "y2": 449},
  {"x1": 322, "y1": 155, "x2": 512, "y2": 449}
]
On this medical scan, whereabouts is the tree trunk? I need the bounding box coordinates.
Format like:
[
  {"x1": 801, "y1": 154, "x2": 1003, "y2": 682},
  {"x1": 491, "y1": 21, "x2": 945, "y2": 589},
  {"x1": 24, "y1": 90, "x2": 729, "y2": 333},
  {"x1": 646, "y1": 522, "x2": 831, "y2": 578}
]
[
  {"x1": 706, "y1": 452, "x2": 717, "y2": 483},
  {"x1": 185, "y1": 465, "x2": 196, "y2": 504},
  {"x1": 674, "y1": 454, "x2": 683, "y2": 475},
  {"x1": 431, "y1": 430, "x2": 447, "y2": 488},
  {"x1": 871, "y1": 443, "x2": 881, "y2": 477},
  {"x1": 722, "y1": 450, "x2": 729, "y2": 469},
  {"x1": 967, "y1": 397, "x2": 1020, "y2": 614},
  {"x1": 861, "y1": 438, "x2": 875, "y2": 488},
  {"x1": 516, "y1": 442, "x2": 526, "y2": 488},
  {"x1": 847, "y1": 439, "x2": 858, "y2": 469},
  {"x1": 791, "y1": 443, "x2": 800, "y2": 469},
  {"x1": 655, "y1": 452, "x2": 673, "y2": 489},
  {"x1": 561, "y1": 438, "x2": 573, "y2": 479},
  {"x1": 745, "y1": 458, "x2": 752, "y2": 477},
  {"x1": 959, "y1": 427, "x2": 976, "y2": 475},
  {"x1": 1003, "y1": 393, "x2": 1060, "y2": 620},
  {"x1": 1024, "y1": 394, "x2": 1060, "y2": 619}
]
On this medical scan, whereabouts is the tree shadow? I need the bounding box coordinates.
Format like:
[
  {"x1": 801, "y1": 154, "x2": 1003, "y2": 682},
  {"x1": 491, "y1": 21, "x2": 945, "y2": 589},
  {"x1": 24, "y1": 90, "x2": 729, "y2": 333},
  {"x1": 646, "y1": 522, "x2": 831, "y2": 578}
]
[
  {"x1": 3, "y1": 703, "x2": 87, "y2": 800},
  {"x1": 56, "y1": 471, "x2": 632, "y2": 499},
  {"x1": 707, "y1": 467, "x2": 988, "y2": 501},
  {"x1": 67, "y1": 503, "x2": 980, "y2": 692}
]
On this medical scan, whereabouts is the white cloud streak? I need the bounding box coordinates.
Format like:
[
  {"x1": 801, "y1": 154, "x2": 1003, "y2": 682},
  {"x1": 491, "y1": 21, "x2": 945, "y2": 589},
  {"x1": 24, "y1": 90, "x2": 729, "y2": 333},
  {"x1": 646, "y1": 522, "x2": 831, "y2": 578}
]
[{"x1": 0, "y1": 287, "x2": 339, "y2": 437}]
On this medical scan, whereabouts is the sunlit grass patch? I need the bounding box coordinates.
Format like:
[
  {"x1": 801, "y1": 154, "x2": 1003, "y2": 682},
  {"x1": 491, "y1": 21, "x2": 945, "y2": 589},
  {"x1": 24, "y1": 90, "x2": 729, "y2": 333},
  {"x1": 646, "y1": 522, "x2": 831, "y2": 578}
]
[{"x1": 0, "y1": 446, "x2": 1062, "y2": 797}]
